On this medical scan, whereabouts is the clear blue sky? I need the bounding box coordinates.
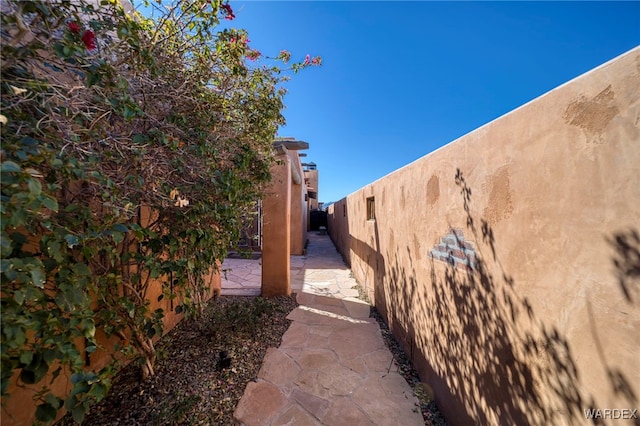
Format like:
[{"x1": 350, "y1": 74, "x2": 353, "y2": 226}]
[
  {"x1": 141, "y1": 1, "x2": 640, "y2": 204},
  {"x1": 227, "y1": 1, "x2": 639, "y2": 204}
]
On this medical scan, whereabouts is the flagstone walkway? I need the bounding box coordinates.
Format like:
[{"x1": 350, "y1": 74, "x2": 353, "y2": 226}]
[{"x1": 228, "y1": 233, "x2": 424, "y2": 425}]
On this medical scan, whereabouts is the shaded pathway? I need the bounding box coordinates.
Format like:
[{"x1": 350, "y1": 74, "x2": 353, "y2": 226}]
[{"x1": 233, "y1": 233, "x2": 424, "y2": 425}]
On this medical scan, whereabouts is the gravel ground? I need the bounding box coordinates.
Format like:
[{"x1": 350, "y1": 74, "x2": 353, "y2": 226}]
[
  {"x1": 61, "y1": 295, "x2": 298, "y2": 426},
  {"x1": 59, "y1": 291, "x2": 446, "y2": 425}
]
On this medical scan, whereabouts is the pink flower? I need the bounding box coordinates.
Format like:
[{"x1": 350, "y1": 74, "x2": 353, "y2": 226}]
[
  {"x1": 245, "y1": 50, "x2": 261, "y2": 61},
  {"x1": 311, "y1": 56, "x2": 321, "y2": 65},
  {"x1": 221, "y1": 3, "x2": 235, "y2": 20},
  {"x1": 231, "y1": 36, "x2": 249, "y2": 45},
  {"x1": 279, "y1": 50, "x2": 291, "y2": 63},
  {"x1": 304, "y1": 54, "x2": 310, "y2": 64},
  {"x1": 68, "y1": 21, "x2": 82, "y2": 34},
  {"x1": 81, "y1": 29, "x2": 97, "y2": 50}
]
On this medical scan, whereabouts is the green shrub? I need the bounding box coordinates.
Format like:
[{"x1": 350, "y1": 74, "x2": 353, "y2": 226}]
[{"x1": 0, "y1": 0, "x2": 319, "y2": 422}]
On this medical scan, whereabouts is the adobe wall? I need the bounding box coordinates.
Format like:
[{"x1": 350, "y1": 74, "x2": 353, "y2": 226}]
[
  {"x1": 261, "y1": 148, "x2": 293, "y2": 296},
  {"x1": 328, "y1": 47, "x2": 640, "y2": 425},
  {"x1": 290, "y1": 151, "x2": 309, "y2": 255},
  {"x1": 306, "y1": 169, "x2": 319, "y2": 212}
]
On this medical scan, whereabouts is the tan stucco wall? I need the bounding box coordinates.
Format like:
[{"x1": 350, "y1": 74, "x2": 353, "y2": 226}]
[
  {"x1": 328, "y1": 47, "x2": 640, "y2": 425},
  {"x1": 290, "y1": 152, "x2": 309, "y2": 255},
  {"x1": 261, "y1": 149, "x2": 292, "y2": 296},
  {"x1": 305, "y1": 169, "x2": 319, "y2": 212}
]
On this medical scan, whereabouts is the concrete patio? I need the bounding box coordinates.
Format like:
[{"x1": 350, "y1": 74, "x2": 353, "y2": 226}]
[{"x1": 225, "y1": 233, "x2": 424, "y2": 425}]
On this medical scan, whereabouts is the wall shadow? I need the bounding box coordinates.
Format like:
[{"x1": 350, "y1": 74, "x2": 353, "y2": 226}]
[
  {"x1": 328, "y1": 177, "x2": 639, "y2": 424},
  {"x1": 607, "y1": 229, "x2": 640, "y2": 304},
  {"x1": 348, "y1": 219, "x2": 387, "y2": 314},
  {"x1": 376, "y1": 169, "x2": 638, "y2": 425},
  {"x1": 600, "y1": 228, "x2": 640, "y2": 425}
]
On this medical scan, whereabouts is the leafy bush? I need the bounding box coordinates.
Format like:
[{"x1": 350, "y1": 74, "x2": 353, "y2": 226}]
[{"x1": 0, "y1": 0, "x2": 319, "y2": 422}]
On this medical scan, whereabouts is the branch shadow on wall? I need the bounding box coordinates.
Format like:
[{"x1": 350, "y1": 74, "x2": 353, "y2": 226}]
[
  {"x1": 607, "y1": 229, "x2": 640, "y2": 304},
  {"x1": 379, "y1": 169, "x2": 638, "y2": 425},
  {"x1": 348, "y1": 216, "x2": 387, "y2": 318},
  {"x1": 600, "y1": 228, "x2": 640, "y2": 423}
]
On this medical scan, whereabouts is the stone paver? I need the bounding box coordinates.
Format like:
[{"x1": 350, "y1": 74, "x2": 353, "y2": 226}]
[
  {"x1": 232, "y1": 233, "x2": 424, "y2": 425},
  {"x1": 220, "y1": 257, "x2": 262, "y2": 296}
]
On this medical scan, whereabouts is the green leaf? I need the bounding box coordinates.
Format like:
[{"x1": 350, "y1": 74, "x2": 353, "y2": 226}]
[
  {"x1": 45, "y1": 393, "x2": 63, "y2": 409},
  {"x1": 13, "y1": 289, "x2": 25, "y2": 305},
  {"x1": 144, "y1": 323, "x2": 156, "y2": 338},
  {"x1": 35, "y1": 402, "x2": 58, "y2": 422},
  {"x1": 84, "y1": 372, "x2": 99, "y2": 384},
  {"x1": 28, "y1": 179, "x2": 42, "y2": 196},
  {"x1": 89, "y1": 382, "x2": 107, "y2": 401},
  {"x1": 81, "y1": 318, "x2": 96, "y2": 338},
  {"x1": 20, "y1": 357, "x2": 48, "y2": 384},
  {"x1": 0, "y1": 234, "x2": 12, "y2": 257},
  {"x1": 20, "y1": 136, "x2": 39, "y2": 147},
  {"x1": 42, "y1": 349, "x2": 56, "y2": 364},
  {"x1": 71, "y1": 405, "x2": 87, "y2": 423},
  {"x1": 53, "y1": 43, "x2": 67, "y2": 58},
  {"x1": 112, "y1": 224, "x2": 128, "y2": 233},
  {"x1": 72, "y1": 263, "x2": 91, "y2": 276},
  {"x1": 117, "y1": 25, "x2": 129, "y2": 38},
  {"x1": 19, "y1": 351, "x2": 33, "y2": 366},
  {"x1": 30, "y1": 267, "x2": 45, "y2": 288},
  {"x1": 41, "y1": 195, "x2": 59, "y2": 212},
  {"x1": 8, "y1": 207, "x2": 26, "y2": 227},
  {"x1": 87, "y1": 69, "x2": 101, "y2": 87},
  {"x1": 47, "y1": 241, "x2": 64, "y2": 262},
  {"x1": 70, "y1": 372, "x2": 84, "y2": 385},
  {"x1": 132, "y1": 134, "x2": 147, "y2": 144},
  {"x1": 123, "y1": 106, "x2": 135, "y2": 121},
  {"x1": 111, "y1": 231, "x2": 125, "y2": 245},
  {"x1": 3, "y1": 269, "x2": 18, "y2": 281},
  {"x1": 69, "y1": 382, "x2": 90, "y2": 400},
  {"x1": 0, "y1": 161, "x2": 20, "y2": 173},
  {"x1": 65, "y1": 234, "x2": 79, "y2": 248}
]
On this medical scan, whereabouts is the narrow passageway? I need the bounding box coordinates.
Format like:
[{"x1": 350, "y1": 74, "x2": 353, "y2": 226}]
[
  {"x1": 233, "y1": 232, "x2": 424, "y2": 425},
  {"x1": 221, "y1": 232, "x2": 360, "y2": 299}
]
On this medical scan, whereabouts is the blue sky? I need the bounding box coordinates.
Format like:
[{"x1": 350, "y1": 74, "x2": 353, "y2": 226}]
[
  {"x1": 142, "y1": 1, "x2": 640, "y2": 204},
  {"x1": 227, "y1": 1, "x2": 639, "y2": 203}
]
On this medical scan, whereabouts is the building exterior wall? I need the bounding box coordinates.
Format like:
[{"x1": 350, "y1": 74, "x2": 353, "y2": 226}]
[
  {"x1": 261, "y1": 148, "x2": 293, "y2": 296},
  {"x1": 290, "y1": 152, "x2": 309, "y2": 255},
  {"x1": 261, "y1": 146, "x2": 313, "y2": 295},
  {"x1": 328, "y1": 47, "x2": 640, "y2": 425},
  {"x1": 305, "y1": 168, "x2": 319, "y2": 212}
]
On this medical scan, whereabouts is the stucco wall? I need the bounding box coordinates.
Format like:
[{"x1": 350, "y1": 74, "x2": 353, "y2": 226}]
[
  {"x1": 290, "y1": 151, "x2": 309, "y2": 255},
  {"x1": 306, "y1": 168, "x2": 319, "y2": 213},
  {"x1": 328, "y1": 47, "x2": 640, "y2": 425},
  {"x1": 262, "y1": 149, "x2": 292, "y2": 296}
]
